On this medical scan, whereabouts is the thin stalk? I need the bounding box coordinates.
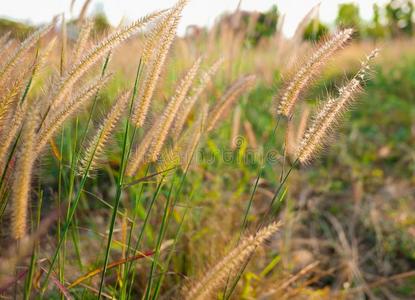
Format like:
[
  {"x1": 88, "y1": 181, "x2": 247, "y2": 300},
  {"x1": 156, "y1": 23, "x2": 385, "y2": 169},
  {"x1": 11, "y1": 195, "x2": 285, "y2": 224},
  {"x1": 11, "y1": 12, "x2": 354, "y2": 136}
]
[
  {"x1": 57, "y1": 129, "x2": 65, "y2": 299},
  {"x1": 143, "y1": 176, "x2": 176, "y2": 300},
  {"x1": 222, "y1": 168, "x2": 263, "y2": 297},
  {"x1": 119, "y1": 180, "x2": 145, "y2": 300},
  {"x1": 241, "y1": 169, "x2": 262, "y2": 233},
  {"x1": 127, "y1": 178, "x2": 165, "y2": 299},
  {"x1": 151, "y1": 204, "x2": 189, "y2": 300},
  {"x1": 23, "y1": 190, "x2": 43, "y2": 299},
  {"x1": 150, "y1": 138, "x2": 202, "y2": 300},
  {"x1": 97, "y1": 58, "x2": 144, "y2": 298},
  {"x1": 41, "y1": 57, "x2": 113, "y2": 290}
]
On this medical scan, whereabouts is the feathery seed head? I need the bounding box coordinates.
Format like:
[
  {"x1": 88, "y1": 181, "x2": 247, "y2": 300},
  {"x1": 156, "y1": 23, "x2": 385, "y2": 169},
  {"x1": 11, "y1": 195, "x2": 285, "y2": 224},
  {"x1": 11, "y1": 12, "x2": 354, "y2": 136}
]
[
  {"x1": 127, "y1": 57, "x2": 201, "y2": 176},
  {"x1": 179, "y1": 102, "x2": 209, "y2": 170},
  {"x1": 183, "y1": 221, "x2": 282, "y2": 300},
  {"x1": 147, "y1": 56, "x2": 202, "y2": 162},
  {"x1": 276, "y1": 28, "x2": 353, "y2": 118},
  {"x1": 132, "y1": 4, "x2": 186, "y2": 127},
  {"x1": 172, "y1": 57, "x2": 224, "y2": 138},
  {"x1": 207, "y1": 74, "x2": 256, "y2": 132},
  {"x1": 0, "y1": 20, "x2": 56, "y2": 86},
  {"x1": 36, "y1": 74, "x2": 112, "y2": 156},
  {"x1": 125, "y1": 125, "x2": 157, "y2": 177},
  {"x1": 11, "y1": 112, "x2": 37, "y2": 240},
  {"x1": 79, "y1": 90, "x2": 130, "y2": 176},
  {"x1": 71, "y1": 20, "x2": 93, "y2": 66},
  {"x1": 48, "y1": 11, "x2": 165, "y2": 112},
  {"x1": 296, "y1": 48, "x2": 378, "y2": 164}
]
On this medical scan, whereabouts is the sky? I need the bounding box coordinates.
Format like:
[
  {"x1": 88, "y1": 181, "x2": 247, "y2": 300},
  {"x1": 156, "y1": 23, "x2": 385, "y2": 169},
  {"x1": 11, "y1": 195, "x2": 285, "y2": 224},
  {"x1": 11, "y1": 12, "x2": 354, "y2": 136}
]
[{"x1": 0, "y1": 0, "x2": 391, "y2": 36}]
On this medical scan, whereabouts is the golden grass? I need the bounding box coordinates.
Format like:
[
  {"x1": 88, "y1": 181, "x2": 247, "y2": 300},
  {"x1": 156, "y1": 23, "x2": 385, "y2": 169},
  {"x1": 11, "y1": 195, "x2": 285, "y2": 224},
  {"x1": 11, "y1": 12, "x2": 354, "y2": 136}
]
[
  {"x1": 0, "y1": 0, "x2": 393, "y2": 297},
  {"x1": 275, "y1": 28, "x2": 353, "y2": 118}
]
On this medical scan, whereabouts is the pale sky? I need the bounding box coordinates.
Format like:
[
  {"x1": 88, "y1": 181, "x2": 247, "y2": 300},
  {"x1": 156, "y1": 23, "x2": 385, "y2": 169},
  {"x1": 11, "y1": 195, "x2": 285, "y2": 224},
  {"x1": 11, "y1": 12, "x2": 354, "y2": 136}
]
[{"x1": 0, "y1": 0, "x2": 391, "y2": 36}]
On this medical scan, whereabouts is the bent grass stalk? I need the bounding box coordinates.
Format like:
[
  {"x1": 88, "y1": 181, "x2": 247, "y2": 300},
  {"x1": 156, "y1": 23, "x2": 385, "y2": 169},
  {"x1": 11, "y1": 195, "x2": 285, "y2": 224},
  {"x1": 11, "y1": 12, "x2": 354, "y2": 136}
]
[
  {"x1": 40, "y1": 67, "x2": 122, "y2": 292},
  {"x1": 224, "y1": 49, "x2": 379, "y2": 299},
  {"x1": 225, "y1": 50, "x2": 378, "y2": 299}
]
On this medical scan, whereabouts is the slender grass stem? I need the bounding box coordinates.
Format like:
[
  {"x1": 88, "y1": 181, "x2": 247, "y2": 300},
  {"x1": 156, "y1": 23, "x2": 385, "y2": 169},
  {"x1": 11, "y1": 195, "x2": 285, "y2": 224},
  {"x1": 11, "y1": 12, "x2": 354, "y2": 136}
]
[
  {"x1": 97, "y1": 58, "x2": 144, "y2": 298},
  {"x1": 143, "y1": 176, "x2": 176, "y2": 300}
]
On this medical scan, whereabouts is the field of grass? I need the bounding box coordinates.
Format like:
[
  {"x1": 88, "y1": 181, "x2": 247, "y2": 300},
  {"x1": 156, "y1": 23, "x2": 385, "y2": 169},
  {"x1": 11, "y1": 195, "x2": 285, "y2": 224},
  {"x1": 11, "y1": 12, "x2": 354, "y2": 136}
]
[{"x1": 0, "y1": 1, "x2": 414, "y2": 299}]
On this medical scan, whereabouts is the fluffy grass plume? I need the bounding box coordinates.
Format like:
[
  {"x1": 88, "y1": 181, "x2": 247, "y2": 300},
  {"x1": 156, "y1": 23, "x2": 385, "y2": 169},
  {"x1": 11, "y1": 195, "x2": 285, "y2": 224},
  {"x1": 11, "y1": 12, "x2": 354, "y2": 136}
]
[
  {"x1": 46, "y1": 10, "x2": 165, "y2": 115},
  {"x1": 71, "y1": 20, "x2": 93, "y2": 66},
  {"x1": 125, "y1": 125, "x2": 158, "y2": 177},
  {"x1": 0, "y1": 21, "x2": 56, "y2": 86},
  {"x1": 79, "y1": 91, "x2": 130, "y2": 176},
  {"x1": 126, "y1": 56, "x2": 201, "y2": 176},
  {"x1": 36, "y1": 75, "x2": 111, "y2": 155},
  {"x1": 0, "y1": 79, "x2": 22, "y2": 129},
  {"x1": 0, "y1": 32, "x2": 11, "y2": 50},
  {"x1": 147, "y1": 56, "x2": 202, "y2": 162},
  {"x1": 296, "y1": 49, "x2": 379, "y2": 164},
  {"x1": 0, "y1": 37, "x2": 55, "y2": 126},
  {"x1": 131, "y1": 0, "x2": 187, "y2": 127},
  {"x1": 183, "y1": 221, "x2": 282, "y2": 300},
  {"x1": 172, "y1": 57, "x2": 224, "y2": 139},
  {"x1": 140, "y1": 1, "x2": 183, "y2": 63},
  {"x1": 179, "y1": 102, "x2": 209, "y2": 169},
  {"x1": 207, "y1": 74, "x2": 256, "y2": 132},
  {"x1": 10, "y1": 111, "x2": 37, "y2": 240},
  {"x1": 276, "y1": 28, "x2": 353, "y2": 118},
  {"x1": 0, "y1": 104, "x2": 26, "y2": 173}
]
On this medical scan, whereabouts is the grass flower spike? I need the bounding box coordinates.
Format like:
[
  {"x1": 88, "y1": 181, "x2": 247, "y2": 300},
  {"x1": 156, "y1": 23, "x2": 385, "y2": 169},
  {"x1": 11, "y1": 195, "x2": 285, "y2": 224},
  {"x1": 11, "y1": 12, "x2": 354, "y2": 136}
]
[
  {"x1": 132, "y1": 0, "x2": 187, "y2": 127},
  {"x1": 184, "y1": 221, "x2": 282, "y2": 300},
  {"x1": 148, "y1": 56, "x2": 202, "y2": 162},
  {"x1": 276, "y1": 28, "x2": 353, "y2": 118},
  {"x1": 11, "y1": 112, "x2": 37, "y2": 240},
  {"x1": 297, "y1": 49, "x2": 379, "y2": 164},
  {"x1": 79, "y1": 91, "x2": 130, "y2": 176},
  {"x1": 207, "y1": 74, "x2": 256, "y2": 132}
]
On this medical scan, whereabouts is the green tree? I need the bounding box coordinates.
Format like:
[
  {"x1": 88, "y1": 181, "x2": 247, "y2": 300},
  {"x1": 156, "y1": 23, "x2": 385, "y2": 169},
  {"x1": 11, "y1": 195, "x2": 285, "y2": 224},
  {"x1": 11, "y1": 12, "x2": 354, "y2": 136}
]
[
  {"x1": 366, "y1": 4, "x2": 388, "y2": 40},
  {"x1": 93, "y1": 12, "x2": 111, "y2": 35},
  {"x1": 246, "y1": 5, "x2": 279, "y2": 45},
  {"x1": 0, "y1": 18, "x2": 34, "y2": 40},
  {"x1": 303, "y1": 19, "x2": 329, "y2": 41},
  {"x1": 385, "y1": 0, "x2": 413, "y2": 37},
  {"x1": 336, "y1": 3, "x2": 361, "y2": 36}
]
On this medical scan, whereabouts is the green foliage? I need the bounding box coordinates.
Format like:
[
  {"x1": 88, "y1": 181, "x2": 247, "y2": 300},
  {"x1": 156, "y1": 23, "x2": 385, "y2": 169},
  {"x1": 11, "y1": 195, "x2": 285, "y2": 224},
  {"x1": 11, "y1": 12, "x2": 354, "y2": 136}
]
[
  {"x1": 336, "y1": 3, "x2": 361, "y2": 32},
  {"x1": 303, "y1": 19, "x2": 329, "y2": 41},
  {"x1": 93, "y1": 12, "x2": 111, "y2": 35},
  {"x1": 0, "y1": 18, "x2": 34, "y2": 40},
  {"x1": 246, "y1": 5, "x2": 279, "y2": 45},
  {"x1": 385, "y1": 0, "x2": 414, "y2": 37},
  {"x1": 366, "y1": 4, "x2": 389, "y2": 40}
]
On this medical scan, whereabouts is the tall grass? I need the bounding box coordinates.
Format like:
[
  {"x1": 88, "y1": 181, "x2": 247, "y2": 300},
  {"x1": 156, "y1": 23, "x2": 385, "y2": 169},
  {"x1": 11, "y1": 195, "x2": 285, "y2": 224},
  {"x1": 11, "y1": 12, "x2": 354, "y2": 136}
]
[{"x1": 0, "y1": 1, "x2": 396, "y2": 299}]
